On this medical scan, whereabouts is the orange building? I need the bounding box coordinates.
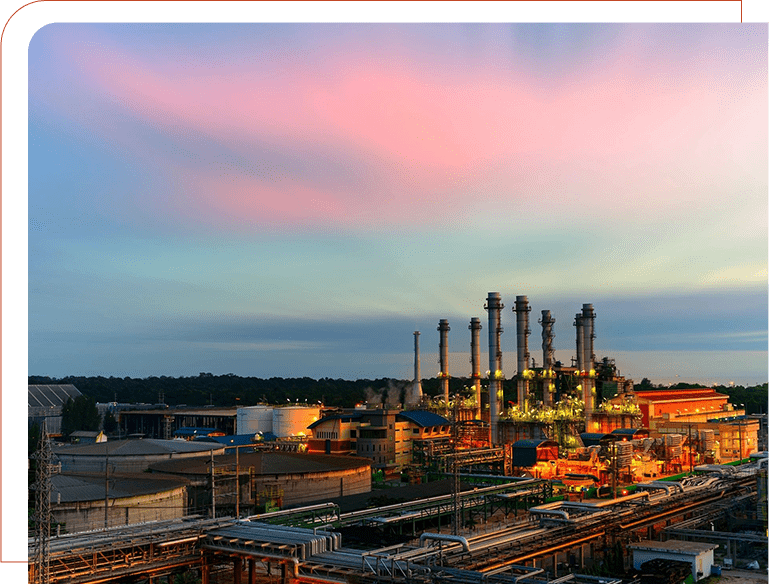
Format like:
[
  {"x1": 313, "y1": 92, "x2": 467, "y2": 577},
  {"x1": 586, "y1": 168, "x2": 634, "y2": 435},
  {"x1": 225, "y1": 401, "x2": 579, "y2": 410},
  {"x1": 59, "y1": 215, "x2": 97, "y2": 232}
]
[{"x1": 627, "y1": 388, "x2": 738, "y2": 428}]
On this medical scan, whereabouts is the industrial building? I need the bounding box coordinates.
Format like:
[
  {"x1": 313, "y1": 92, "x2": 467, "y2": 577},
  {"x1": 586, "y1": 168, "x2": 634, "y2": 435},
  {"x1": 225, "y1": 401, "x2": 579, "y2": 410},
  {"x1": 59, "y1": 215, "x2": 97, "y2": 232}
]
[
  {"x1": 306, "y1": 408, "x2": 451, "y2": 475},
  {"x1": 28, "y1": 384, "x2": 82, "y2": 436}
]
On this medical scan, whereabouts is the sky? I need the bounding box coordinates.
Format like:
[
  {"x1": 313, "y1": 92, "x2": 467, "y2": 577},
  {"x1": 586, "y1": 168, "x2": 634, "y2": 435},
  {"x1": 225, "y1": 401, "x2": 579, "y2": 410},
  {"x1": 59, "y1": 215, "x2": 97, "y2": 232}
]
[{"x1": 28, "y1": 23, "x2": 768, "y2": 386}]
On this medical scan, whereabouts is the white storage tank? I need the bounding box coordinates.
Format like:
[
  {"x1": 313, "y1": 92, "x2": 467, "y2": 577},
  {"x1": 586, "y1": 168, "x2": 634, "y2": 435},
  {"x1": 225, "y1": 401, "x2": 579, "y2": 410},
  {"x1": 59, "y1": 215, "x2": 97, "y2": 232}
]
[
  {"x1": 236, "y1": 406, "x2": 274, "y2": 435},
  {"x1": 272, "y1": 406, "x2": 320, "y2": 437}
]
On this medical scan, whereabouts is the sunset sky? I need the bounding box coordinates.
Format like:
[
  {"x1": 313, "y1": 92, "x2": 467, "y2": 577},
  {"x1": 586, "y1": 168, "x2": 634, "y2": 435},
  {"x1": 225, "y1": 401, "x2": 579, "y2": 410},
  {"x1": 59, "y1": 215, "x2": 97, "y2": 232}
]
[{"x1": 28, "y1": 23, "x2": 767, "y2": 385}]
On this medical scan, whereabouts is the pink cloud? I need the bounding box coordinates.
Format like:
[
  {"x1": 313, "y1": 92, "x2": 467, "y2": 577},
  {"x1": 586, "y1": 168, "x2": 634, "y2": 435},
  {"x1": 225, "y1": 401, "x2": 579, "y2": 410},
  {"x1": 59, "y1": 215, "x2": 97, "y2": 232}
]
[{"x1": 40, "y1": 29, "x2": 766, "y2": 229}]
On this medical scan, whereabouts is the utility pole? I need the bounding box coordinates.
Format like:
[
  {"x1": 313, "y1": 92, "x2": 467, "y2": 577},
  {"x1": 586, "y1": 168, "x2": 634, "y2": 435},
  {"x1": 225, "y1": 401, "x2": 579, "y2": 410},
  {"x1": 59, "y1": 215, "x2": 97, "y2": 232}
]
[
  {"x1": 104, "y1": 442, "x2": 110, "y2": 529},
  {"x1": 452, "y1": 395, "x2": 461, "y2": 535},
  {"x1": 32, "y1": 422, "x2": 53, "y2": 584},
  {"x1": 211, "y1": 450, "x2": 216, "y2": 519},
  {"x1": 235, "y1": 446, "x2": 240, "y2": 519}
]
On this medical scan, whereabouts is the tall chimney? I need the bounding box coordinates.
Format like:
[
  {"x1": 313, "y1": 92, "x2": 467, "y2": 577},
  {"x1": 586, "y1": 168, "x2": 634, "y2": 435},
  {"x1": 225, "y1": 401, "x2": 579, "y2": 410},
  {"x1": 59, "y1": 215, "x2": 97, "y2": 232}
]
[
  {"x1": 410, "y1": 331, "x2": 423, "y2": 407},
  {"x1": 485, "y1": 293, "x2": 504, "y2": 444},
  {"x1": 469, "y1": 317, "x2": 483, "y2": 420},
  {"x1": 513, "y1": 296, "x2": 531, "y2": 411},
  {"x1": 539, "y1": 310, "x2": 555, "y2": 407},
  {"x1": 438, "y1": 319, "x2": 450, "y2": 403},
  {"x1": 581, "y1": 304, "x2": 596, "y2": 427}
]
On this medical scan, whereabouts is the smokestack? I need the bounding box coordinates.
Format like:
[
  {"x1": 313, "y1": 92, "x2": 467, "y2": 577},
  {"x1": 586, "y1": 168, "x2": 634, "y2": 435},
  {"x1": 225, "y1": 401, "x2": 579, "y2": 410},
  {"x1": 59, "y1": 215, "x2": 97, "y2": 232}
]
[
  {"x1": 485, "y1": 292, "x2": 504, "y2": 444},
  {"x1": 438, "y1": 319, "x2": 450, "y2": 403},
  {"x1": 582, "y1": 304, "x2": 596, "y2": 427},
  {"x1": 410, "y1": 331, "x2": 423, "y2": 407},
  {"x1": 513, "y1": 296, "x2": 531, "y2": 411},
  {"x1": 574, "y1": 313, "x2": 584, "y2": 372},
  {"x1": 582, "y1": 304, "x2": 595, "y2": 372},
  {"x1": 469, "y1": 317, "x2": 483, "y2": 419},
  {"x1": 539, "y1": 310, "x2": 556, "y2": 407}
]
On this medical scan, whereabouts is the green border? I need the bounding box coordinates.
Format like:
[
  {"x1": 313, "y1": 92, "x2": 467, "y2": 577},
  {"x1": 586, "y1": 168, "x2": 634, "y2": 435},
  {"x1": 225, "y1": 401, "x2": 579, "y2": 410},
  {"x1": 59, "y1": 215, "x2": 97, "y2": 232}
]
[{"x1": 0, "y1": 0, "x2": 769, "y2": 582}]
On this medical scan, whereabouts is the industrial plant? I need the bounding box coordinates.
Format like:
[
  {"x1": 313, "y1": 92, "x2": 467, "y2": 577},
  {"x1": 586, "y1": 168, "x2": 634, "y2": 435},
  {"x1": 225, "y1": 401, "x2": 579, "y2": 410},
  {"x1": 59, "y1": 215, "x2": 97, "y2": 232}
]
[{"x1": 29, "y1": 292, "x2": 767, "y2": 584}]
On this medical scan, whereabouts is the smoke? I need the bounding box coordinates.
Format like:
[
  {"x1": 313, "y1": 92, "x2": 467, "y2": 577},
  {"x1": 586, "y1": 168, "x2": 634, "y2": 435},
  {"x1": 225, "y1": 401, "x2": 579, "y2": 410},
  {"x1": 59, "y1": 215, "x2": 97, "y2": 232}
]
[{"x1": 364, "y1": 380, "x2": 409, "y2": 407}]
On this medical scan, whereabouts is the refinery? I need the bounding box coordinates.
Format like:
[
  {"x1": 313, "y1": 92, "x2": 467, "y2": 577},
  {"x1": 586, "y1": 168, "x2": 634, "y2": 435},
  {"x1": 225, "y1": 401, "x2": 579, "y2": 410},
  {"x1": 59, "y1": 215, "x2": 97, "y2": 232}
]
[{"x1": 29, "y1": 293, "x2": 767, "y2": 584}]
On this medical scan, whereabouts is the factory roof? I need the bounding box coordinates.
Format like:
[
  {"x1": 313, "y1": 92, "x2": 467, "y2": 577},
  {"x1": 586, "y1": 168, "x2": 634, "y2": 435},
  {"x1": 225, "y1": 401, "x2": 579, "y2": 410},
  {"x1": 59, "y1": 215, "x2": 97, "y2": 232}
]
[
  {"x1": 54, "y1": 438, "x2": 223, "y2": 457},
  {"x1": 628, "y1": 540, "x2": 718, "y2": 554},
  {"x1": 511, "y1": 439, "x2": 558, "y2": 448},
  {"x1": 194, "y1": 434, "x2": 258, "y2": 446},
  {"x1": 149, "y1": 451, "x2": 371, "y2": 476},
  {"x1": 610, "y1": 428, "x2": 649, "y2": 438},
  {"x1": 29, "y1": 384, "x2": 82, "y2": 410},
  {"x1": 307, "y1": 413, "x2": 363, "y2": 429},
  {"x1": 580, "y1": 433, "x2": 616, "y2": 446},
  {"x1": 174, "y1": 427, "x2": 223, "y2": 437},
  {"x1": 397, "y1": 410, "x2": 450, "y2": 427},
  {"x1": 633, "y1": 389, "x2": 728, "y2": 402},
  {"x1": 51, "y1": 472, "x2": 188, "y2": 503}
]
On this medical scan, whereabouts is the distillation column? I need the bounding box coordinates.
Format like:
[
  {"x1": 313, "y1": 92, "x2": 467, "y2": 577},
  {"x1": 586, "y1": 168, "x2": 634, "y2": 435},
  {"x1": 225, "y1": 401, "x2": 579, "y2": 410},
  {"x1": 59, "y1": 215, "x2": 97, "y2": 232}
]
[
  {"x1": 513, "y1": 296, "x2": 531, "y2": 412},
  {"x1": 438, "y1": 319, "x2": 450, "y2": 404},
  {"x1": 539, "y1": 310, "x2": 556, "y2": 407},
  {"x1": 469, "y1": 317, "x2": 483, "y2": 420},
  {"x1": 410, "y1": 331, "x2": 423, "y2": 407},
  {"x1": 485, "y1": 293, "x2": 504, "y2": 444}
]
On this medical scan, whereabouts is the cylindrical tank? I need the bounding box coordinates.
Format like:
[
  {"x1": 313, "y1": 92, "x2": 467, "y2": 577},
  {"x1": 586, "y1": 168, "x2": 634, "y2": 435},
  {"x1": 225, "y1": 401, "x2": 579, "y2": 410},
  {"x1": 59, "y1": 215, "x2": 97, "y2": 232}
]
[
  {"x1": 410, "y1": 331, "x2": 423, "y2": 407},
  {"x1": 236, "y1": 406, "x2": 274, "y2": 435},
  {"x1": 485, "y1": 292, "x2": 504, "y2": 444},
  {"x1": 469, "y1": 317, "x2": 483, "y2": 419},
  {"x1": 438, "y1": 319, "x2": 450, "y2": 403},
  {"x1": 513, "y1": 296, "x2": 531, "y2": 410},
  {"x1": 272, "y1": 406, "x2": 321, "y2": 437}
]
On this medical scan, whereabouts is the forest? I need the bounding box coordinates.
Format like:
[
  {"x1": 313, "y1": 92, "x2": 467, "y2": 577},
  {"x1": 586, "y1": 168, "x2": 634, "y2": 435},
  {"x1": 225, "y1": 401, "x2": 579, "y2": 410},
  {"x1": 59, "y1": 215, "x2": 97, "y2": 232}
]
[{"x1": 28, "y1": 374, "x2": 768, "y2": 414}]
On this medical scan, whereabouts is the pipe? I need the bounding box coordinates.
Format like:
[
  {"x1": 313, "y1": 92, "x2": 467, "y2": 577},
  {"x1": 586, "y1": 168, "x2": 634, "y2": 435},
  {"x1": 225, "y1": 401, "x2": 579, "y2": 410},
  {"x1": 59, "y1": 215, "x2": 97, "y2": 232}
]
[
  {"x1": 438, "y1": 319, "x2": 450, "y2": 403},
  {"x1": 485, "y1": 293, "x2": 504, "y2": 444},
  {"x1": 469, "y1": 318, "x2": 483, "y2": 420},
  {"x1": 411, "y1": 331, "x2": 423, "y2": 407},
  {"x1": 513, "y1": 296, "x2": 530, "y2": 410},
  {"x1": 419, "y1": 532, "x2": 470, "y2": 553},
  {"x1": 528, "y1": 507, "x2": 570, "y2": 521}
]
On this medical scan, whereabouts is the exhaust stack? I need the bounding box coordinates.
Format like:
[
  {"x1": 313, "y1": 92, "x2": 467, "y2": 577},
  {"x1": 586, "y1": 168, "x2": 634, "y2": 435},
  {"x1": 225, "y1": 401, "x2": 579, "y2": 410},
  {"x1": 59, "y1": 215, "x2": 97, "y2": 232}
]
[
  {"x1": 469, "y1": 317, "x2": 483, "y2": 419},
  {"x1": 539, "y1": 310, "x2": 556, "y2": 407},
  {"x1": 485, "y1": 293, "x2": 504, "y2": 444},
  {"x1": 582, "y1": 304, "x2": 596, "y2": 426},
  {"x1": 410, "y1": 331, "x2": 423, "y2": 407},
  {"x1": 513, "y1": 296, "x2": 531, "y2": 411},
  {"x1": 438, "y1": 319, "x2": 450, "y2": 403}
]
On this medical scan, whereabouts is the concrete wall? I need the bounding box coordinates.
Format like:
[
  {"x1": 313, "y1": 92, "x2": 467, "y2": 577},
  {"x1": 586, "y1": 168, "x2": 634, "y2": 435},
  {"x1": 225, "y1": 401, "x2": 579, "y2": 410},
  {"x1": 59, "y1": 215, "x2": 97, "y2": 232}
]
[
  {"x1": 252, "y1": 465, "x2": 370, "y2": 507},
  {"x1": 51, "y1": 486, "x2": 187, "y2": 534}
]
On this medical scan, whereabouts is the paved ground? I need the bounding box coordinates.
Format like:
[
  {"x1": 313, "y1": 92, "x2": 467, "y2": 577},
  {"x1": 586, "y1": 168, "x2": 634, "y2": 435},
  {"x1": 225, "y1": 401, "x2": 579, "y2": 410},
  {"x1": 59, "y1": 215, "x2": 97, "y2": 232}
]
[{"x1": 715, "y1": 568, "x2": 769, "y2": 583}]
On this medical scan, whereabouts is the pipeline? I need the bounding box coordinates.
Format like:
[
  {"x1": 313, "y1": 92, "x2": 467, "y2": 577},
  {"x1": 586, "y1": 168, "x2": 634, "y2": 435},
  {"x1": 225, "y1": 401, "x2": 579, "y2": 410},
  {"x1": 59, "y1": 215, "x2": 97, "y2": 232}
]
[{"x1": 420, "y1": 533, "x2": 470, "y2": 553}]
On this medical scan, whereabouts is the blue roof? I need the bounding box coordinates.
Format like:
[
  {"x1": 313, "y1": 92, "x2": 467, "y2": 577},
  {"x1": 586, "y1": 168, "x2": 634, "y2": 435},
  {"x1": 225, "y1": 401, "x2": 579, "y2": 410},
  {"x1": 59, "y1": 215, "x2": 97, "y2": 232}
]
[
  {"x1": 174, "y1": 427, "x2": 221, "y2": 436},
  {"x1": 397, "y1": 410, "x2": 450, "y2": 428},
  {"x1": 610, "y1": 428, "x2": 648, "y2": 436},
  {"x1": 307, "y1": 413, "x2": 363, "y2": 429},
  {"x1": 194, "y1": 434, "x2": 255, "y2": 446},
  {"x1": 511, "y1": 439, "x2": 558, "y2": 449}
]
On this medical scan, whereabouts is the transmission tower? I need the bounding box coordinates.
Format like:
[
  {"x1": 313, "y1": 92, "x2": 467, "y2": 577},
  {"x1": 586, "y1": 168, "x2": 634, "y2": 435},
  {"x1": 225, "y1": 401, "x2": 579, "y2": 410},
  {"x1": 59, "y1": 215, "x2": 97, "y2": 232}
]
[{"x1": 31, "y1": 422, "x2": 54, "y2": 584}]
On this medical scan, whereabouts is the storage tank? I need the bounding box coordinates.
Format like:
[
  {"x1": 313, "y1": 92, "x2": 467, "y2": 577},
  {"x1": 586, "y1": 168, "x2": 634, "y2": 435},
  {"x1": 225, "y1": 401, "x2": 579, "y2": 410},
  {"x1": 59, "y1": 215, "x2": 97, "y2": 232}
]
[
  {"x1": 236, "y1": 406, "x2": 274, "y2": 435},
  {"x1": 272, "y1": 406, "x2": 320, "y2": 437}
]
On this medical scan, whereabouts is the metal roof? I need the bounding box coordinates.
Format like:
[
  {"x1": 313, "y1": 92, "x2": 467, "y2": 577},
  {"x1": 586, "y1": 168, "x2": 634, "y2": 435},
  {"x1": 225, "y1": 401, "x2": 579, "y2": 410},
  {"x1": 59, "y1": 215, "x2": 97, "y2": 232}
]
[
  {"x1": 397, "y1": 410, "x2": 450, "y2": 428},
  {"x1": 610, "y1": 428, "x2": 648, "y2": 437},
  {"x1": 51, "y1": 472, "x2": 188, "y2": 503},
  {"x1": 511, "y1": 439, "x2": 558, "y2": 449},
  {"x1": 55, "y1": 438, "x2": 223, "y2": 457},
  {"x1": 28, "y1": 385, "x2": 82, "y2": 410},
  {"x1": 307, "y1": 413, "x2": 363, "y2": 429},
  {"x1": 149, "y1": 451, "x2": 370, "y2": 476}
]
